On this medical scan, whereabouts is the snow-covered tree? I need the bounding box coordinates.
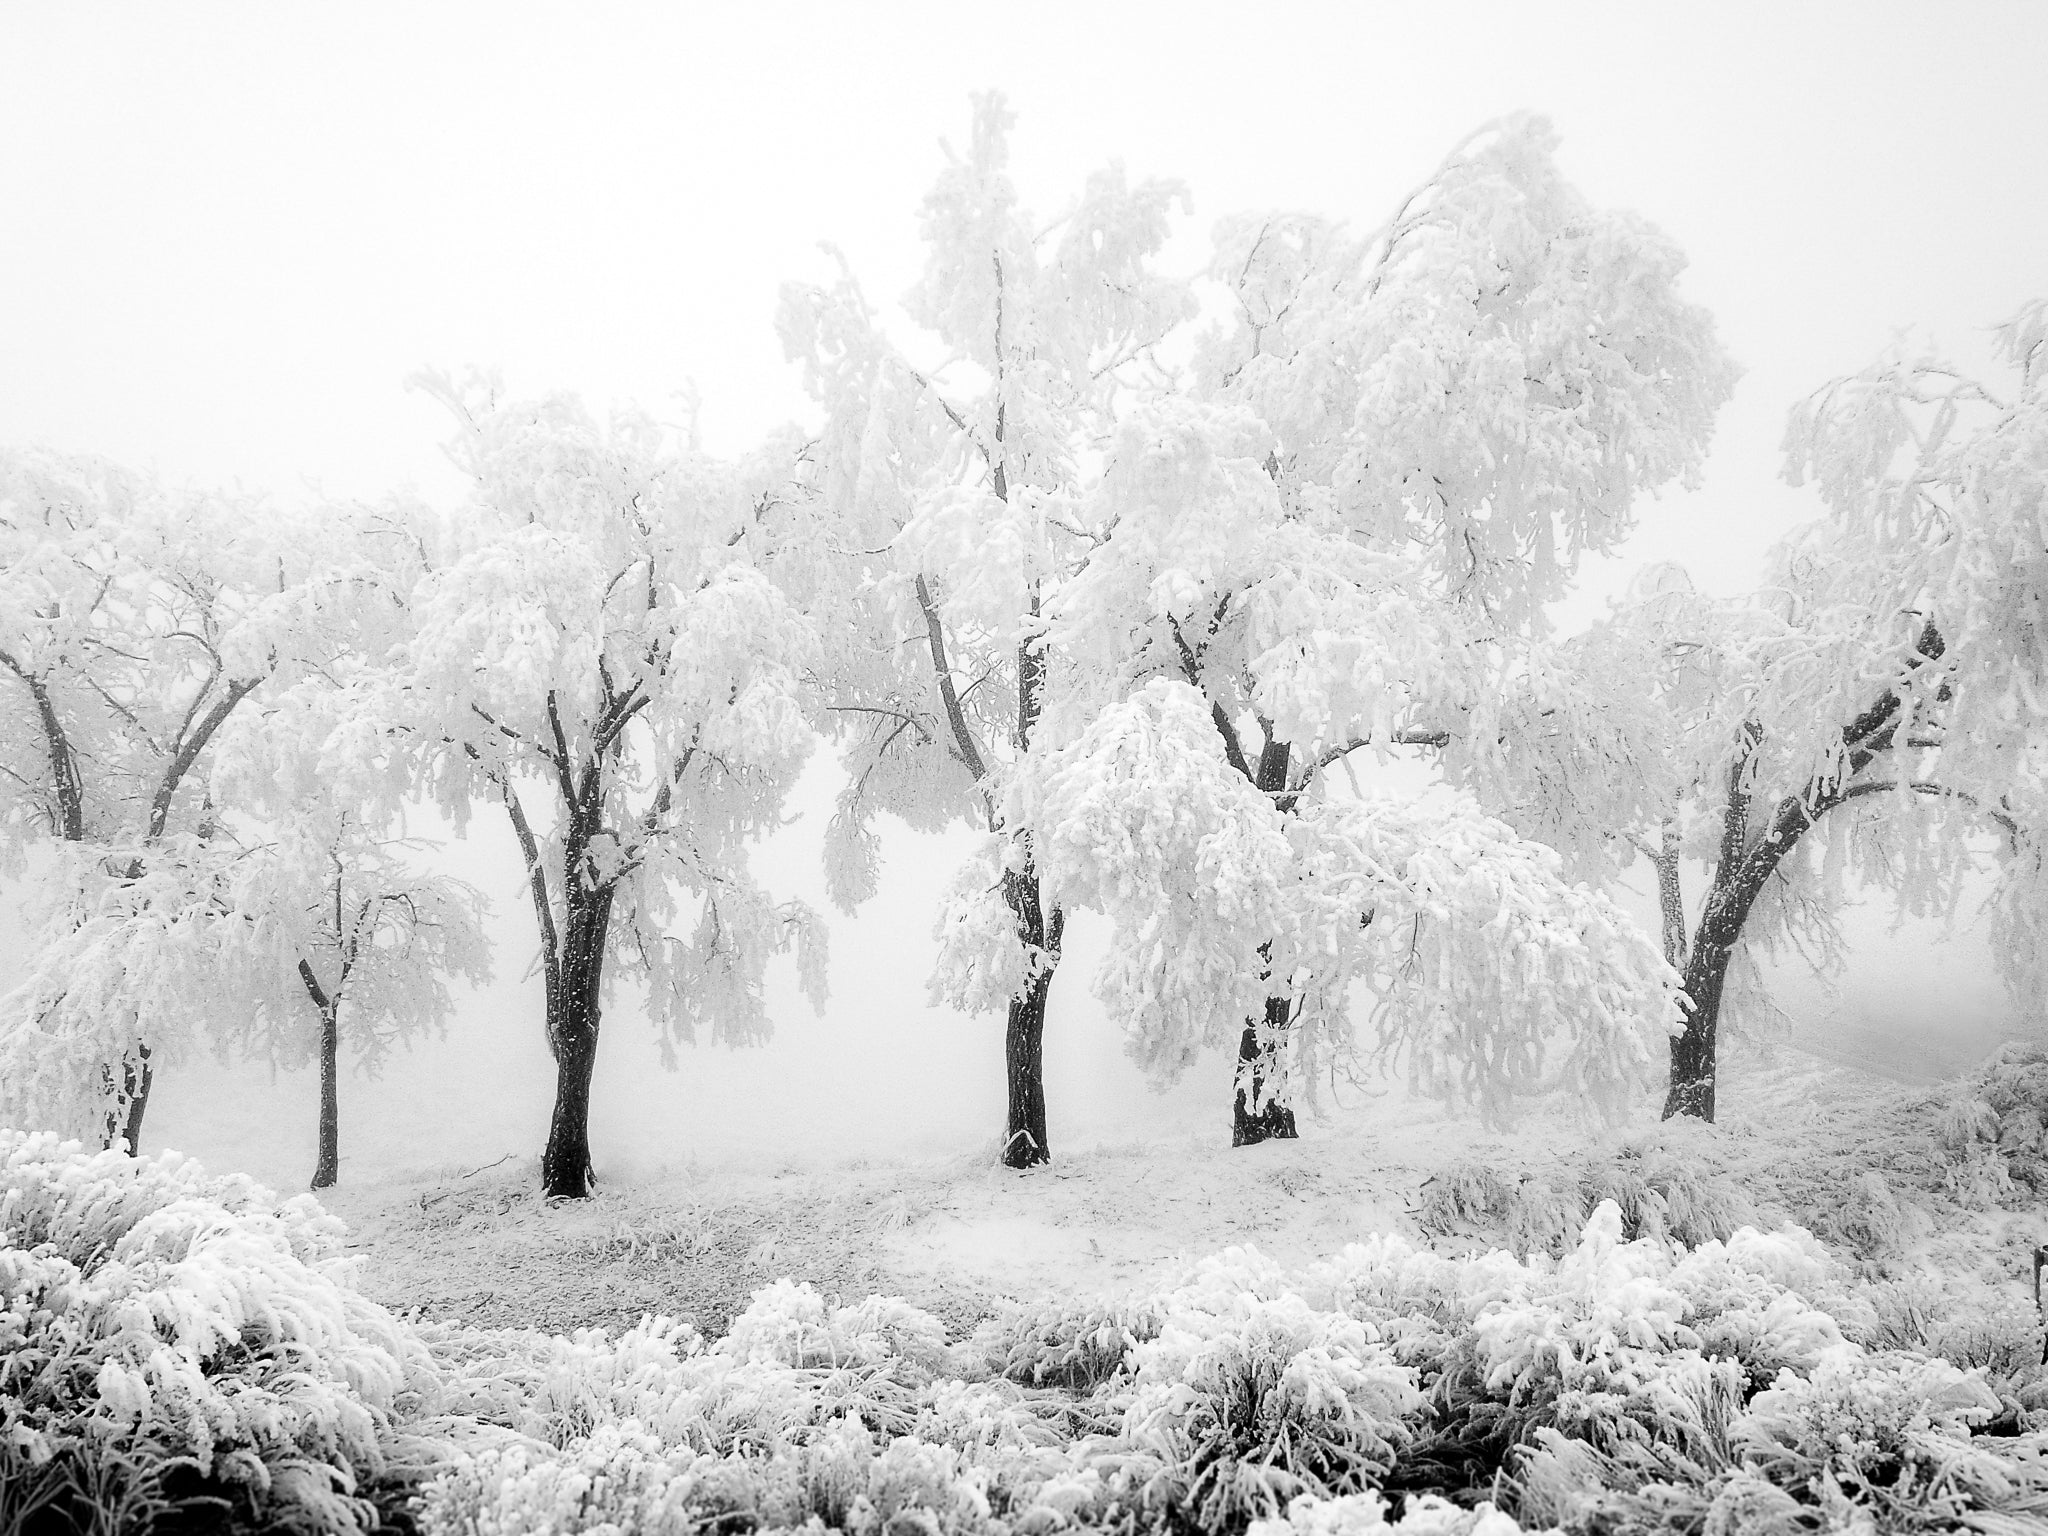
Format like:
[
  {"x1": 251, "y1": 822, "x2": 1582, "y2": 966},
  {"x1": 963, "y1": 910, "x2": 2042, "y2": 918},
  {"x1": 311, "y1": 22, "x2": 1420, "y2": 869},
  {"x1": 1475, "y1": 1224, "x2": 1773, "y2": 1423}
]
[
  {"x1": 227, "y1": 822, "x2": 489, "y2": 1189},
  {"x1": 1612, "y1": 304, "x2": 2048, "y2": 1121},
  {"x1": 1002, "y1": 116, "x2": 1733, "y2": 1138},
  {"x1": 779, "y1": 94, "x2": 1193, "y2": 1166},
  {"x1": 373, "y1": 375, "x2": 824, "y2": 1198},
  {"x1": 1451, "y1": 300, "x2": 2048, "y2": 1123},
  {"x1": 0, "y1": 448, "x2": 388, "y2": 1148}
]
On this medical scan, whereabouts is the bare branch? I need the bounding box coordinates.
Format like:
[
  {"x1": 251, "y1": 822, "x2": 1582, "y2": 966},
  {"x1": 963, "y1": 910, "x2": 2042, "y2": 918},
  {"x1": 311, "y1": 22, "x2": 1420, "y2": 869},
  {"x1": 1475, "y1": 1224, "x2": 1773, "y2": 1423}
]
[{"x1": 912, "y1": 574, "x2": 988, "y2": 783}]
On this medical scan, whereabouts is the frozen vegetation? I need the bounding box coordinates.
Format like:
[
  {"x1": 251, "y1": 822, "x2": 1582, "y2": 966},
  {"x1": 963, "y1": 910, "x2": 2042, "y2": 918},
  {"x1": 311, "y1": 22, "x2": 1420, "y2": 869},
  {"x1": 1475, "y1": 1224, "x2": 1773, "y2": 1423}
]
[
  {"x1": 3, "y1": 77, "x2": 2047, "y2": 1536},
  {"x1": 9, "y1": 1044, "x2": 2048, "y2": 1534}
]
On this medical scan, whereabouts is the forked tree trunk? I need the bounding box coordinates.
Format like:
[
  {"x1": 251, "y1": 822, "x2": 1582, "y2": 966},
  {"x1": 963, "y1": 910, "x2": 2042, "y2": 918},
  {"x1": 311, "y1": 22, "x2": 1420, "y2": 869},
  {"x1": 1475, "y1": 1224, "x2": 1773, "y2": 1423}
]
[
  {"x1": 1233, "y1": 994, "x2": 1300, "y2": 1146},
  {"x1": 542, "y1": 887, "x2": 615, "y2": 1199},
  {"x1": 1000, "y1": 868, "x2": 1062, "y2": 1169},
  {"x1": 313, "y1": 1000, "x2": 340, "y2": 1189}
]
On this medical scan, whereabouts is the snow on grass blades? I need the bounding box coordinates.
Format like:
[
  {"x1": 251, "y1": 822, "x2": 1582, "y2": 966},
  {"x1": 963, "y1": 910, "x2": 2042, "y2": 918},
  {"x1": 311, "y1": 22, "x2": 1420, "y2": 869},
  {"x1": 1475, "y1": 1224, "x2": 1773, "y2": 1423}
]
[
  {"x1": 412, "y1": 1206, "x2": 2048, "y2": 1536},
  {"x1": 0, "y1": 1128, "x2": 434, "y2": 1533},
  {"x1": 10, "y1": 1132, "x2": 2048, "y2": 1535}
]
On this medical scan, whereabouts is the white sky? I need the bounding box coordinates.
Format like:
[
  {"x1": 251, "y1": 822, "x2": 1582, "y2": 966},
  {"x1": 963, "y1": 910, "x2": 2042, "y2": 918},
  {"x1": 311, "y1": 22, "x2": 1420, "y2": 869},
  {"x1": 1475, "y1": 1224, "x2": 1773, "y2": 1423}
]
[{"x1": 3, "y1": 2, "x2": 2042, "y2": 1183}]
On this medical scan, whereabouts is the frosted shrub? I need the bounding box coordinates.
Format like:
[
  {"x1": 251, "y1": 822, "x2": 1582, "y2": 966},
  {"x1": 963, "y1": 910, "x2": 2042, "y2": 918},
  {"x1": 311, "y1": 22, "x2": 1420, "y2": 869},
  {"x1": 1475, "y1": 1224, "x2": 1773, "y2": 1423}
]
[
  {"x1": 394, "y1": 1202, "x2": 2048, "y2": 1536},
  {"x1": 415, "y1": 1414, "x2": 1008, "y2": 1536},
  {"x1": 989, "y1": 1293, "x2": 1166, "y2": 1391},
  {"x1": 1939, "y1": 1042, "x2": 2048, "y2": 1198},
  {"x1": 1729, "y1": 1352, "x2": 2048, "y2": 1531},
  {"x1": 0, "y1": 1129, "x2": 433, "y2": 1533},
  {"x1": 1113, "y1": 1294, "x2": 1424, "y2": 1532},
  {"x1": 1419, "y1": 1135, "x2": 1763, "y2": 1260}
]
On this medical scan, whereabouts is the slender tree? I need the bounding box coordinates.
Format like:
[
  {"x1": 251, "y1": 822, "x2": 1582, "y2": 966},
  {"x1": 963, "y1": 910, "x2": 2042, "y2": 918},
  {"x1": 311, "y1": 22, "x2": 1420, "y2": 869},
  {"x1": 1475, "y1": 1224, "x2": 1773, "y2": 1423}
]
[
  {"x1": 378, "y1": 376, "x2": 824, "y2": 1198},
  {"x1": 780, "y1": 94, "x2": 1191, "y2": 1166},
  {"x1": 214, "y1": 821, "x2": 490, "y2": 1189}
]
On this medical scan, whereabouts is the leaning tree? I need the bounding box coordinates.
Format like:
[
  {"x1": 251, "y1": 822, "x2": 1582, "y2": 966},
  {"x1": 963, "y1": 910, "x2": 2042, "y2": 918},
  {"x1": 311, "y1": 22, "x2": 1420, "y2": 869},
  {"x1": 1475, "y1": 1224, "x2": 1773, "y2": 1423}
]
[
  {"x1": 373, "y1": 375, "x2": 825, "y2": 1198},
  {"x1": 1452, "y1": 301, "x2": 2048, "y2": 1121},
  {"x1": 1021, "y1": 114, "x2": 1733, "y2": 1141},
  {"x1": 779, "y1": 93, "x2": 1192, "y2": 1166},
  {"x1": 1653, "y1": 304, "x2": 2048, "y2": 1119}
]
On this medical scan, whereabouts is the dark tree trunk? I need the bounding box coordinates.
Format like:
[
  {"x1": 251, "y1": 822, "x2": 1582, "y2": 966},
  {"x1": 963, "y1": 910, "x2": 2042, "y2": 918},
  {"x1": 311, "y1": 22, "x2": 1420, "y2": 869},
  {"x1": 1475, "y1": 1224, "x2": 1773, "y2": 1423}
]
[
  {"x1": 542, "y1": 886, "x2": 615, "y2": 1199},
  {"x1": 1663, "y1": 934, "x2": 1735, "y2": 1121},
  {"x1": 1665, "y1": 624, "x2": 1948, "y2": 1120},
  {"x1": 1233, "y1": 994, "x2": 1300, "y2": 1146},
  {"x1": 1003, "y1": 969, "x2": 1053, "y2": 1167},
  {"x1": 1000, "y1": 867, "x2": 1062, "y2": 1169},
  {"x1": 1663, "y1": 753, "x2": 1804, "y2": 1121},
  {"x1": 313, "y1": 1001, "x2": 340, "y2": 1189}
]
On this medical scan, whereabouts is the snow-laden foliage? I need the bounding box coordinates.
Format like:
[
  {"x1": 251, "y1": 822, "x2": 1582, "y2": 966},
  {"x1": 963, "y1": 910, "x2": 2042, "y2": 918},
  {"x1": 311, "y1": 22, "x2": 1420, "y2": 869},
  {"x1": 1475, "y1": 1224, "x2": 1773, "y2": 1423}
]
[
  {"x1": 11, "y1": 1133, "x2": 2047, "y2": 1535},
  {"x1": 794, "y1": 102, "x2": 1728, "y2": 1149},
  {"x1": 409, "y1": 1200, "x2": 2048, "y2": 1536},
  {"x1": 1, "y1": 821, "x2": 491, "y2": 1149},
  {"x1": 0, "y1": 1129, "x2": 434, "y2": 1533},
  {"x1": 783, "y1": 94, "x2": 1197, "y2": 1162},
  {"x1": 1196, "y1": 114, "x2": 1734, "y2": 634},
  {"x1": 361, "y1": 375, "x2": 826, "y2": 1194},
  {"x1": 1016, "y1": 676, "x2": 1678, "y2": 1124},
  {"x1": 1446, "y1": 298, "x2": 2048, "y2": 1120},
  {"x1": 0, "y1": 448, "x2": 420, "y2": 1145},
  {"x1": 962, "y1": 116, "x2": 1724, "y2": 1131}
]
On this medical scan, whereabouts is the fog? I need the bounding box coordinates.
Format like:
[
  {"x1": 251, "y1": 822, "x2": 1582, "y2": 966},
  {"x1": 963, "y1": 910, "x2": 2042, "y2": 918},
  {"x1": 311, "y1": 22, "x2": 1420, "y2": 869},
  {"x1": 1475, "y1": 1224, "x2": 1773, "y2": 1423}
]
[{"x1": 3, "y1": 2, "x2": 2043, "y2": 1187}]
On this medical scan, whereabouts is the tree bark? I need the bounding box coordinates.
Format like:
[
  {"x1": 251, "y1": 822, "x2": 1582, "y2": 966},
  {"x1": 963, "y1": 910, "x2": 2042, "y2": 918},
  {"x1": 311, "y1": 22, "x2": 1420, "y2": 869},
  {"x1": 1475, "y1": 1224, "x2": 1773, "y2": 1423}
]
[
  {"x1": 1654, "y1": 821, "x2": 1688, "y2": 970},
  {"x1": 1003, "y1": 968, "x2": 1054, "y2": 1168},
  {"x1": 1232, "y1": 736, "x2": 1300, "y2": 1147},
  {"x1": 541, "y1": 885, "x2": 615, "y2": 1198},
  {"x1": 1233, "y1": 994, "x2": 1300, "y2": 1146},
  {"x1": 1000, "y1": 868, "x2": 1062, "y2": 1168},
  {"x1": 313, "y1": 1001, "x2": 340, "y2": 1189},
  {"x1": 103, "y1": 1045, "x2": 152, "y2": 1154}
]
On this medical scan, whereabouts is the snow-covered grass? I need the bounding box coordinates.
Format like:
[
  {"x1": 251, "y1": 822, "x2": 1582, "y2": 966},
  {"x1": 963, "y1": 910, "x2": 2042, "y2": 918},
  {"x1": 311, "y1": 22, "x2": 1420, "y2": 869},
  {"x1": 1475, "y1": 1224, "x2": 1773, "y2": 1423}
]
[{"x1": 10, "y1": 1048, "x2": 2048, "y2": 1533}]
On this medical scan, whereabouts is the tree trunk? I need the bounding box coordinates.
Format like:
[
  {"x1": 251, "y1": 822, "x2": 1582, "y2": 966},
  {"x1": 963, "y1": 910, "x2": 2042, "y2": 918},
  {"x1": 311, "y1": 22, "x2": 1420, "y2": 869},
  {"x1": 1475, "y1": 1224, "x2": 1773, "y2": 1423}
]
[
  {"x1": 1000, "y1": 867, "x2": 1062, "y2": 1169},
  {"x1": 1235, "y1": 729, "x2": 1299, "y2": 1148},
  {"x1": 1003, "y1": 970, "x2": 1054, "y2": 1168},
  {"x1": 1663, "y1": 794, "x2": 1797, "y2": 1122},
  {"x1": 104, "y1": 1045, "x2": 152, "y2": 1154},
  {"x1": 1654, "y1": 821, "x2": 1688, "y2": 970},
  {"x1": 1662, "y1": 933, "x2": 1735, "y2": 1121},
  {"x1": 312, "y1": 1000, "x2": 340, "y2": 1189},
  {"x1": 541, "y1": 887, "x2": 614, "y2": 1198},
  {"x1": 1233, "y1": 994, "x2": 1300, "y2": 1146}
]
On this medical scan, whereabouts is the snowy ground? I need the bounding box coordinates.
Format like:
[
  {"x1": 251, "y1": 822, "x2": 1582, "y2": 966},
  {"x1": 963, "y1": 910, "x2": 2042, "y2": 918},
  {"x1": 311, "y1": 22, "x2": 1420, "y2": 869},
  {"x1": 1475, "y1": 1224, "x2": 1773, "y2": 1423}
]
[{"x1": 317, "y1": 1046, "x2": 2048, "y2": 1347}]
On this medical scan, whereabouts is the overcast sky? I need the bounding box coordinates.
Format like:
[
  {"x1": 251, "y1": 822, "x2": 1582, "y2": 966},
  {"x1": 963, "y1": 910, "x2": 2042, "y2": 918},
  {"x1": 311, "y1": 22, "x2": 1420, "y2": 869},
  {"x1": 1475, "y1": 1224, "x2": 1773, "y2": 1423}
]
[
  {"x1": 6, "y1": 2, "x2": 2043, "y2": 614},
  {"x1": 3, "y1": 2, "x2": 2042, "y2": 1182}
]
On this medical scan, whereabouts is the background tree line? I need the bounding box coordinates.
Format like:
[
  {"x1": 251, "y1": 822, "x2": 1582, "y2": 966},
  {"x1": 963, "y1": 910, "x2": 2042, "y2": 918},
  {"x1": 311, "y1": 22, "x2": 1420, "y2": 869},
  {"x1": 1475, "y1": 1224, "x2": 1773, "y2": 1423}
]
[{"x1": 3, "y1": 100, "x2": 2041, "y2": 1197}]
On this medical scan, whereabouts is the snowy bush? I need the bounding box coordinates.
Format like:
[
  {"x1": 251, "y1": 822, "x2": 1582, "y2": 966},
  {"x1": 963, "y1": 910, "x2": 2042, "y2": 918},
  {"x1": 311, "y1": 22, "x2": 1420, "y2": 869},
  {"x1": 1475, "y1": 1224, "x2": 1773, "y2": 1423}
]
[
  {"x1": 0, "y1": 1129, "x2": 435, "y2": 1533},
  {"x1": 987, "y1": 1292, "x2": 1166, "y2": 1391},
  {"x1": 30, "y1": 1129, "x2": 2036, "y2": 1535},
  {"x1": 407, "y1": 1200, "x2": 2048, "y2": 1536}
]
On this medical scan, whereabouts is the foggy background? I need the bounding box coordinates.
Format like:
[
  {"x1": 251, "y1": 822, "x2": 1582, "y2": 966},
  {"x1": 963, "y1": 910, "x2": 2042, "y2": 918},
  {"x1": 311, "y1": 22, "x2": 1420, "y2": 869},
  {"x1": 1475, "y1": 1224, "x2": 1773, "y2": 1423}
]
[{"x1": 2, "y1": 2, "x2": 2041, "y2": 1190}]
